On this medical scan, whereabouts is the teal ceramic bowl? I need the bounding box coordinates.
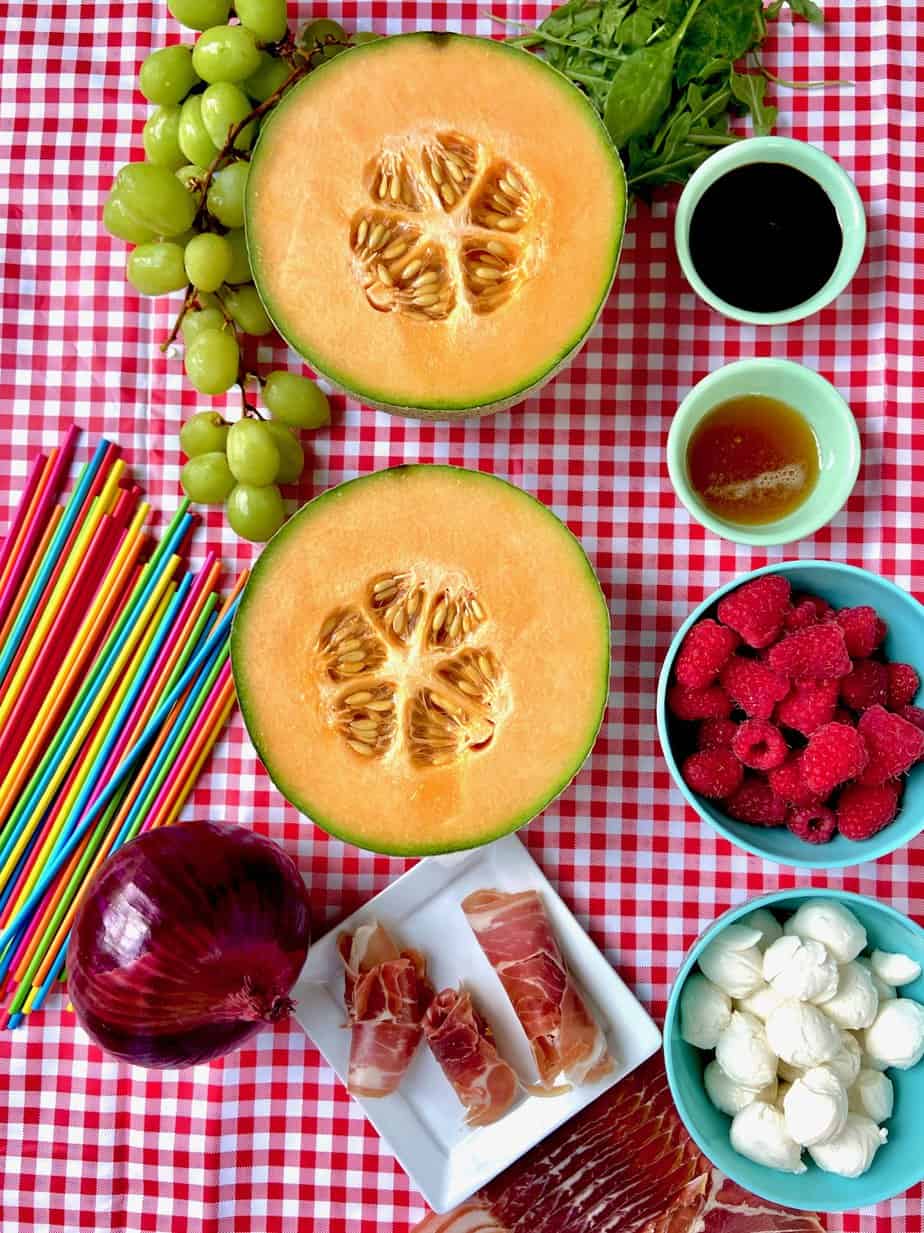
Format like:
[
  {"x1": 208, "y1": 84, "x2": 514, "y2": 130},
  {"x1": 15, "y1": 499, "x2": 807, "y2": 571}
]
[
  {"x1": 667, "y1": 358, "x2": 861, "y2": 548},
  {"x1": 665, "y1": 889, "x2": 924, "y2": 1212},
  {"x1": 674, "y1": 136, "x2": 867, "y2": 326},
  {"x1": 657, "y1": 561, "x2": 924, "y2": 868}
]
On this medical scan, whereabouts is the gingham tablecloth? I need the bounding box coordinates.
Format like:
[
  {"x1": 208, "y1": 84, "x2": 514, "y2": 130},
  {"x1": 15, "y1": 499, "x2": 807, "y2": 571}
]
[{"x1": 1, "y1": 1, "x2": 922, "y2": 1230}]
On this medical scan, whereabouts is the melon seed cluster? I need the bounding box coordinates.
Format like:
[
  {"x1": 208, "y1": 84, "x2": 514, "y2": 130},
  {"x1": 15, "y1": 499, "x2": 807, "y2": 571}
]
[
  {"x1": 350, "y1": 132, "x2": 536, "y2": 321},
  {"x1": 668, "y1": 575, "x2": 924, "y2": 844},
  {"x1": 316, "y1": 571, "x2": 503, "y2": 767}
]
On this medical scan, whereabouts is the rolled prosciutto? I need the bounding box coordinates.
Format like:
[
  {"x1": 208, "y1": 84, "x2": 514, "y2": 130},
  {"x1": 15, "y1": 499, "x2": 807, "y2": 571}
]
[
  {"x1": 338, "y1": 921, "x2": 432, "y2": 1097},
  {"x1": 423, "y1": 988, "x2": 520, "y2": 1127},
  {"x1": 461, "y1": 889, "x2": 613, "y2": 1091}
]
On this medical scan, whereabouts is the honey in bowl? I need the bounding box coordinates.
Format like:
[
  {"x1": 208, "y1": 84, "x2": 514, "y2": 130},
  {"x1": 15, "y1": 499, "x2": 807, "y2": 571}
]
[{"x1": 686, "y1": 395, "x2": 820, "y2": 527}]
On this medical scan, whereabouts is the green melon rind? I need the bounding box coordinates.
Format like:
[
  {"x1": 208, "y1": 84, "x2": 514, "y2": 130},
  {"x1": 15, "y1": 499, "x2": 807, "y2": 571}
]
[
  {"x1": 244, "y1": 33, "x2": 627, "y2": 419},
  {"x1": 231, "y1": 465, "x2": 611, "y2": 855}
]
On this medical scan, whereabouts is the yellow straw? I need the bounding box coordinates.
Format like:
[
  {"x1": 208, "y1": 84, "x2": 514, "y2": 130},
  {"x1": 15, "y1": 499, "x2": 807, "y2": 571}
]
[
  {"x1": 0, "y1": 489, "x2": 116, "y2": 729},
  {"x1": 0, "y1": 552, "x2": 179, "y2": 886},
  {"x1": 99, "y1": 461, "x2": 127, "y2": 514},
  {"x1": 0, "y1": 506, "x2": 150, "y2": 830},
  {"x1": 11, "y1": 585, "x2": 176, "y2": 978}
]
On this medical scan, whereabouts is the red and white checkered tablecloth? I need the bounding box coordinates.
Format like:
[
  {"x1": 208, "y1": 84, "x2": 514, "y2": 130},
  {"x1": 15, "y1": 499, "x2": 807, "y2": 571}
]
[{"x1": 1, "y1": 1, "x2": 922, "y2": 1230}]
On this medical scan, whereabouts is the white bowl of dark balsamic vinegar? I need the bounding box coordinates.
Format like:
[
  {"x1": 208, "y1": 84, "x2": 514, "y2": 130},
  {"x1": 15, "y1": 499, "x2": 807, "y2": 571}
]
[{"x1": 674, "y1": 136, "x2": 866, "y2": 325}]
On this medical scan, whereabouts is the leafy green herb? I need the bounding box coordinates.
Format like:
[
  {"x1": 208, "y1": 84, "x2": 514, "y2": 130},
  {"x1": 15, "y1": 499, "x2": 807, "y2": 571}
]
[{"x1": 501, "y1": 0, "x2": 837, "y2": 193}]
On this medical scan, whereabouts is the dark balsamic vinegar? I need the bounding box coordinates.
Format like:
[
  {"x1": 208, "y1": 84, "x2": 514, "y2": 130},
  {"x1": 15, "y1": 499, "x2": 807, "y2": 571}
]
[{"x1": 688, "y1": 162, "x2": 843, "y2": 314}]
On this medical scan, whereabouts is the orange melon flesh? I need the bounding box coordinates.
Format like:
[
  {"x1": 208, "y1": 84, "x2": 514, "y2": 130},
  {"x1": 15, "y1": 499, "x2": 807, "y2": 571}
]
[
  {"x1": 246, "y1": 34, "x2": 626, "y2": 416},
  {"x1": 231, "y1": 467, "x2": 610, "y2": 854}
]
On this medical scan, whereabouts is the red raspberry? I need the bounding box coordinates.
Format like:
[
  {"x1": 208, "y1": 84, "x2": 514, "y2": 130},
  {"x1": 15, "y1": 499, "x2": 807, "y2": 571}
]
[
  {"x1": 696, "y1": 718, "x2": 738, "y2": 751},
  {"x1": 766, "y1": 624, "x2": 852, "y2": 681},
  {"x1": 785, "y1": 600, "x2": 822, "y2": 632},
  {"x1": 837, "y1": 781, "x2": 902, "y2": 841},
  {"x1": 681, "y1": 749, "x2": 744, "y2": 800},
  {"x1": 789, "y1": 593, "x2": 834, "y2": 625},
  {"x1": 717, "y1": 575, "x2": 791, "y2": 649},
  {"x1": 888, "y1": 663, "x2": 920, "y2": 709},
  {"x1": 725, "y1": 777, "x2": 788, "y2": 826},
  {"x1": 720, "y1": 656, "x2": 789, "y2": 720},
  {"x1": 769, "y1": 754, "x2": 822, "y2": 807},
  {"x1": 857, "y1": 705, "x2": 924, "y2": 785},
  {"x1": 668, "y1": 683, "x2": 733, "y2": 722},
  {"x1": 787, "y1": 804, "x2": 838, "y2": 845},
  {"x1": 732, "y1": 719, "x2": 789, "y2": 771},
  {"x1": 674, "y1": 620, "x2": 739, "y2": 689},
  {"x1": 898, "y1": 704, "x2": 924, "y2": 733},
  {"x1": 776, "y1": 679, "x2": 839, "y2": 736},
  {"x1": 840, "y1": 659, "x2": 889, "y2": 712},
  {"x1": 836, "y1": 606, "x2": 886, "y2": 659},
  {"x1": 802, "y1": 723, "x2": 870, "y2": 796}
]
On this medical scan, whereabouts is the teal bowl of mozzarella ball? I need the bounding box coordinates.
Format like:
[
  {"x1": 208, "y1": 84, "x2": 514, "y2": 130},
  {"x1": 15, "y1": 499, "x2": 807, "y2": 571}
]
[{"x1": 663, "y1": 889, "x2": 924, "y2": 1212}]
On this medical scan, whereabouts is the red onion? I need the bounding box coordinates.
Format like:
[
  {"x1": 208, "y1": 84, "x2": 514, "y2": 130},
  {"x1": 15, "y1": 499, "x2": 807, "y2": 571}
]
[{"x1": 69, "y1": 821, "x2": 311, "y2": 1068}]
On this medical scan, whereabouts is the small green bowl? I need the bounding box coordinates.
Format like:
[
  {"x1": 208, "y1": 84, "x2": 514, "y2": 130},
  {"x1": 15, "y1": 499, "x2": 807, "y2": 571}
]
[
  {"x1": 667, "y1": 358, "x2": 860, "y2": 547},
  {"x1": 674, "y1": 136, "x2": 867, "y2": 325},
  {"x1": 657, "y1": 560, "x2": 924, "y2": 869},
  {"x1": 664, "y1": 889, "x2": 924, "y2": 1212}
]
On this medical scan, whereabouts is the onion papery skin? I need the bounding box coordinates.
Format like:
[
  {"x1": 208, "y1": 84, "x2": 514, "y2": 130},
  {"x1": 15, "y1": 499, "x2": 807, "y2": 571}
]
[{"x1": 69, "y1": 821, "x2": 311, "y2": 1069}]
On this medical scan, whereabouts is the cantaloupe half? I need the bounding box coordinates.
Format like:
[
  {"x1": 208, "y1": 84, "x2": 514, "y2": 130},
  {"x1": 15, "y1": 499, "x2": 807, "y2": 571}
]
[
  {"x1": 231, "y1": 466, "x2": 610, "y2": 854},
  {"x1": 245, "y1": 33, "x2": 626, "y2": 418}
]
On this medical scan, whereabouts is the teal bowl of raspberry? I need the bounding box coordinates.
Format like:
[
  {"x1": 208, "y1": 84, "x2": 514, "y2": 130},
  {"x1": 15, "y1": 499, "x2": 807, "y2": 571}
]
[{"x1": 656, "y1": 561, "x2": 924, "y2": 869}]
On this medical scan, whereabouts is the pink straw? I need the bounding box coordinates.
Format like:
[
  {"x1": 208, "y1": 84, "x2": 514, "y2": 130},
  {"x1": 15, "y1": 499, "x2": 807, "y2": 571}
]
[
  {"x1": 0, "y1": 456, "x2": 49, "y2": 596},
  {"x1": 0, "y1": 425, "x2": 79, "y2": 633}
]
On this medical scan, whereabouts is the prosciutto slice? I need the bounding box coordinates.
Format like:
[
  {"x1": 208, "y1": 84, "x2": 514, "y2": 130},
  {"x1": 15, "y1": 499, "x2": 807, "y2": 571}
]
[
  {"x1": 413, "y1": 1054, "x2": 825, "y2": 1233},
  {"x1": 338, "y1": 921, "x2": 432, "y2": 1097},
  {"x1": 423, "y1": 988, "x2": 520, "y2": 1127},
  {"x1": 461, "y1": 889, "x2": 613, "y2": 1090}
]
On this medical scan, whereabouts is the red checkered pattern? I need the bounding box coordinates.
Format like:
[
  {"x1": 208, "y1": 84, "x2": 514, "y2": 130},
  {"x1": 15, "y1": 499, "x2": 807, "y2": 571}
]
[{"x1": 1, "y1": 1, "x2": 922, "y2": 1230}]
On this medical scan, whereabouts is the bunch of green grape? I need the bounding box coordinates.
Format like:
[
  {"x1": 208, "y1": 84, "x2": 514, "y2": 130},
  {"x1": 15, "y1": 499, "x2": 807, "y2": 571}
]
[
  {"x1": 102, "y1": 0, "x2": 378, "y2": 540},
  {"x1": 179, "y1": 371, "x2": 329, "y2": 540}
]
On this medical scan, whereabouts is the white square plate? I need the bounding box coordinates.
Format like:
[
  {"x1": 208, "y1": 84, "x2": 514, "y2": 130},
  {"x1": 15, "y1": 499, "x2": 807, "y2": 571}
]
[{"x1": 292, "y1": 834, "x2": 661, "y2": 1213}]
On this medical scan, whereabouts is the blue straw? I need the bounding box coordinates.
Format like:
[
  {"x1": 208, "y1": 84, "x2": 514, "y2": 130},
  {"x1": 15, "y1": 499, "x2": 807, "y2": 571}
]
[
  {"x1": 0, "y1": 512, "x2": 195, "y2": 873},
  {"x1": 0, "y1": 439, "x2": 110, "y2": 690},
  {"x1": 0, "y1": 597, "x2": 239, "y2": 960}
]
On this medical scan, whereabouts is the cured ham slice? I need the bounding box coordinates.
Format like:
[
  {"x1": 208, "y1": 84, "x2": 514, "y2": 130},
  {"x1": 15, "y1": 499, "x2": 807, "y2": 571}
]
[
  {"x1": 423, "y1": 988, "x2": 520, "y2": 1127},
  {"x1": 461, "y1": 889, "x2": 613, "y2": 1090},
  {"x1": 413, "y1": 1054, "x2": 825, "y2": 1233},
  {"x1": 338, "y1": 921, "x2": 432, "y2": 1097}
]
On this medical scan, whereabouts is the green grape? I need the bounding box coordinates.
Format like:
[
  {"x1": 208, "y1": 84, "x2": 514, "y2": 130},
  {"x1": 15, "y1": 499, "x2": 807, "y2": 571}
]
[
  {"x1": 103, "y1": 192, "x2": 158, "y2": 244},
  {"x1": 351, "y1": 31, "x2": 382, "y2": 44},
  {"x1": 184, "y1": 327, "x2": 240, "y2": 394},
  {"x1": 142, "y1": 105, "x2": 185, "y2": 169},
  {"x1": 235, "y1": 0, "x2": 288, "y2": 43},
  {"x1": 175, "y1": 163, "x2": 206, "y2": 207},
  {"x1": 181, "y1": 452, "x2": 236, "y2": 504},
  {"x1": 222, "y1": 283, "x2": 271, "y2": 335},
  {"x1": 168, "y1": 0, "x2": 231, "y2": 30},
  {"x1": 263, "y1": 370, "x2": 331, "y2": 428},
  {"x1": 226, "y1": 483, "x2": 285, "y2": 542},
  {"x1": 224, "y1": 228, "x2": 251, "y2": 283},
  {"x1": 180, "y1": 410, "x2": 230, "y2": 457},
  {"x1": 200, "y1": 82, "x2": 256, "y2": 151},
  {"x1": 226, "y1": 418, "x2": 280, "y2": 485},
  {"x1": 181, "y1": 304, "x2": 226, "y2": 342},
  {"x1": 184, "y1": 232, "x2": 232, "y2": 292},
  {"x1": 126, "y1": 242, "x2": 188, "y2": 295},
  {"x1": 179, "y1": 96, "x2": 220, "y2": 167},
  {"x1": 192, "y1": 25, "x2": 261, "y2": 84},
  {"x1": 298, "y1": 18, "x2": 348, "y2": 59},
  {"x1": 243, "y1": 51, "x2": 291, "y2": 102},
  {"x1": 139, "y1": 45, "x2": 199, "y2": 105},
  {"x1": 206, "y1": 160, "x2": 249, "y2": 228},
  {"x1": 115, "y1": 163, "x2": 197, "y2": 237},
  {"x1": 263, "y1": 421, "x2": 305, "y2": 484}
]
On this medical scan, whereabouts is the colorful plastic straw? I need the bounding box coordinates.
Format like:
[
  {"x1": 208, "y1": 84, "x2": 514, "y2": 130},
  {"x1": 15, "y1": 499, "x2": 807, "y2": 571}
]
[{"x1": 0, "y1": 429, "x2": 241, "y2": 1026}]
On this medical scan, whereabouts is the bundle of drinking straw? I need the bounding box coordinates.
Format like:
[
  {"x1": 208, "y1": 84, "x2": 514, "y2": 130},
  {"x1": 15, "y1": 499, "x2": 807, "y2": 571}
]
[{"x1": 0, "y1": 428, "x2": 243, "y2": 1027}]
